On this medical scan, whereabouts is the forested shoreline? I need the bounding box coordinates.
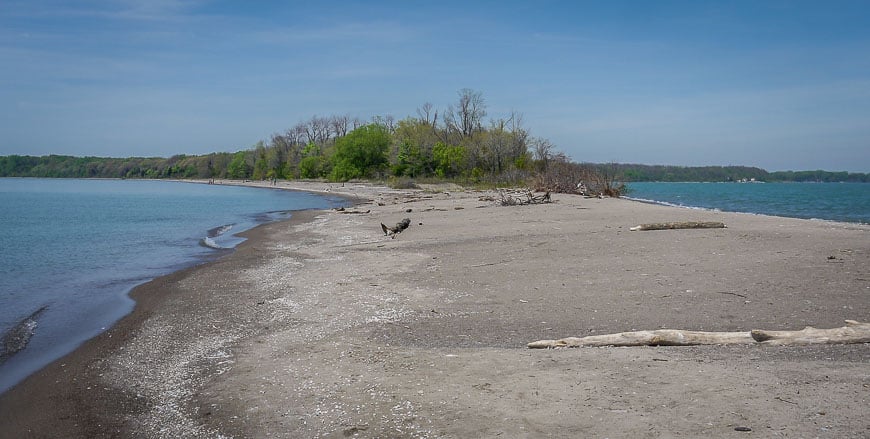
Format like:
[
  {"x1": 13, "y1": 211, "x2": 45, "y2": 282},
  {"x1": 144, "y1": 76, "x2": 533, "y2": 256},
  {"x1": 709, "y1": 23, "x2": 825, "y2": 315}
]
[
  {"x1": 1, "y1": 89, "x2": 866, "y2": 185},
  {"x1": 1, "y1": 154, "x2": 866, "y2": 183}
]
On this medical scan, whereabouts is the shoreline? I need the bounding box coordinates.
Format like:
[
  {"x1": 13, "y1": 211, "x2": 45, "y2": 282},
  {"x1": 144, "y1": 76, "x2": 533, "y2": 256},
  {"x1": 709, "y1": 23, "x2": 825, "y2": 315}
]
[
  {"x1": 0, "y1": 207, "x2": 328, "y2": 437},
  {"x1": 0, "y1": 180, "x2": 358, "y2": 397},
  {"x1": 1, "y1": 181, "x2": 868, "y2": 437}
]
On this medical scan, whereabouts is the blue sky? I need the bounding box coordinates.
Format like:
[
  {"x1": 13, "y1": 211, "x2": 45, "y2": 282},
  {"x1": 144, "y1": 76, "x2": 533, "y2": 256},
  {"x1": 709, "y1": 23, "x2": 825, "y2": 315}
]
[{"x1": 1, "y1": 1, "x2": 868, "y2": 172}]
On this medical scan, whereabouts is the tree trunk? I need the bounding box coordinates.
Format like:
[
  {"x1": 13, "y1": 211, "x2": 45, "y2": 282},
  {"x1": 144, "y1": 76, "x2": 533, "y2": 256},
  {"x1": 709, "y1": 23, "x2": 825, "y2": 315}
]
[{"x1": 750, "y1": 320, "x2": 870, "y2": 345}]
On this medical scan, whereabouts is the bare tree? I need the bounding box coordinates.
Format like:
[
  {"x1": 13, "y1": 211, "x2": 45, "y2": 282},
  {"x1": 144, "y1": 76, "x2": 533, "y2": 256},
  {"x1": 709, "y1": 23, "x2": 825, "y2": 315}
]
[
  {"x1": 416, "y1": 102, "x2": 437, "y2": 128},
  {"x1": 300, "y1": 120, "x2": 317, "y2": 145},
  {"x1": 531, "y1": 137, "x2": 554, "y2": 171},
  {"x1": 310, "y1": 115, "x2": 330, "y2": 145},
  {"x1": 508, "y1": 110, "x2": 529, "y2": 155},
  {"x1": 445, "y1": 88, "x2": 486, "y2": 140},
  {"x1": 290, "y1": 123, "x2": 307, "y2": 145},
  {"x1": 329, "y1": 114, "x2": 350, "y2": 138}
]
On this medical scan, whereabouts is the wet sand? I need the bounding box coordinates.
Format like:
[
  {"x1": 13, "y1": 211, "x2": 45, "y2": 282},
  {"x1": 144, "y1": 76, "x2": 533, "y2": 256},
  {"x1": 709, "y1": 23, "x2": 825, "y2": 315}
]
[{"x1": 0, "y1": 181, "x2": 868, "y2": 438}]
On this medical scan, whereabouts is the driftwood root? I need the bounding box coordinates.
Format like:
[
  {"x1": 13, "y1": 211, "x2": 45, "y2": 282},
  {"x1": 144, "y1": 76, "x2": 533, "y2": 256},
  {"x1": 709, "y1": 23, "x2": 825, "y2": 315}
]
[{"x1": 528, "y1": 320, "x2": 870, "y2": 349}]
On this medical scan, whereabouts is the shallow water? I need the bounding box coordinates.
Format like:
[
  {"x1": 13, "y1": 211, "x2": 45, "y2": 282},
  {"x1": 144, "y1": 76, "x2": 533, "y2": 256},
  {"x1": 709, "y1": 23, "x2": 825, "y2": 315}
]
[
  {"x1": 0, "y1": 178, "x2": 347, "y2": 394},
  {"x1": 625, "y1": 182, "x2": 870, "y2": 224}
]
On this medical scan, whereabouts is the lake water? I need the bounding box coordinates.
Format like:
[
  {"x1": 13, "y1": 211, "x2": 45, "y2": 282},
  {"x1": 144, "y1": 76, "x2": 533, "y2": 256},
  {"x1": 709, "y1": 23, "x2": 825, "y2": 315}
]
[
  {"x1": 0, "y1": 178, "x2": 348, "y2": 394},
  {"x1": 626, "y1": 182, "x2": 870, "y2": 224}
]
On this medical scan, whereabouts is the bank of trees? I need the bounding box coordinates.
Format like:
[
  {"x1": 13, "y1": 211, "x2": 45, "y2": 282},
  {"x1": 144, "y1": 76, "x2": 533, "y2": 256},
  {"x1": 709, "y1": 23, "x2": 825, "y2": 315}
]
[
  {"x1": 1, "y1": 89, "x2": 543, "y2": 185},
  {"x1": 1, "y1": 89, "x2": 866, "y2": 188}
]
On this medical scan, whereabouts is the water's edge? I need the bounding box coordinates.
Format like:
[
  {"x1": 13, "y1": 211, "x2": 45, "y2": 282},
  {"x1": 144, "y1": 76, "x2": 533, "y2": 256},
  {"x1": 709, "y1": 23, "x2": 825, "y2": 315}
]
[{"x1": 0, "y1": 181, "x2": 357, "y2": 395}]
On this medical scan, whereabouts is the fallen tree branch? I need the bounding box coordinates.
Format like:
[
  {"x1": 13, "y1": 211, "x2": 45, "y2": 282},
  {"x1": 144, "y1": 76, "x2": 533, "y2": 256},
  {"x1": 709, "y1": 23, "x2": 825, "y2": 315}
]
[
  {"x1": 630, "y1": 221, "x2": 726, "y2": 231},
  {"x1": 499, "y1": 190, "x2": 551, "y2": 206},
  {"x1": 528, "y1": 320, "x2": 870, "y2": 349}
]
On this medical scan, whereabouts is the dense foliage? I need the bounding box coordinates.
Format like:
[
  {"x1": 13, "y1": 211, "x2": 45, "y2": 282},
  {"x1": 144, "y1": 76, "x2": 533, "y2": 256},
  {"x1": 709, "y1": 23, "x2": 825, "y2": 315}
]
[{"x1": 0, "y1": 89, "x2": 866, "y2": 186}]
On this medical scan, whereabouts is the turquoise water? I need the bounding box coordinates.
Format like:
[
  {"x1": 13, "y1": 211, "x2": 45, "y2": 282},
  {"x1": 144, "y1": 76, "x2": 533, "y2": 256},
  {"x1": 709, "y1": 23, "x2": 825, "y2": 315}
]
[
  {"x1": 626, "y1": 182, "x2": 870, "y2": 224},
  {"x1": 0, "y1": 179, "x2": 347, "y2": 394}
]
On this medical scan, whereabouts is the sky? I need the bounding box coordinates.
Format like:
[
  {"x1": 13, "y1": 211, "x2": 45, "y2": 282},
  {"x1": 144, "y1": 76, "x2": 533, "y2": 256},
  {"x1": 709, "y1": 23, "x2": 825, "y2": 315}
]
[{"x1": 1, "y1": 0, "x2": 869, "y2": 172}]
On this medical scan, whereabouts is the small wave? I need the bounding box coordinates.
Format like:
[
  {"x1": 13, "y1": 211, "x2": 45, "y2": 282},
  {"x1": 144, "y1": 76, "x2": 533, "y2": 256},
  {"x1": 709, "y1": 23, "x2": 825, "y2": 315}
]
[
  {"x1": 207, "y1": 223, "x2": 234, "y2": 238},
  {"x1": 624, "y1": 196, "x2": 712, "y2": 211},
  {"x1": 0, "y1": 305, "x2": 48, "y2": 365},
  {"x1": 200, "y1": 236, "x2": 226, "y2": 250}
]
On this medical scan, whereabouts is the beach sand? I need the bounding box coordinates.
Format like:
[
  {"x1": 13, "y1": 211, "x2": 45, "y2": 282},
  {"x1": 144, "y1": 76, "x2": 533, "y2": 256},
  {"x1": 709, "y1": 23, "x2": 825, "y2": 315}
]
[{"x1": 1, "y1": 181, "x2": 868, "y2": 438}]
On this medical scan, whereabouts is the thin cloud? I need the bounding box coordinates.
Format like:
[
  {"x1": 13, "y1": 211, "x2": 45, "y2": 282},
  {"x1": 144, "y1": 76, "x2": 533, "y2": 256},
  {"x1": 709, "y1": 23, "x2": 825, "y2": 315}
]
[
  {"x1": 251, "y1": 22, "x2": 418, "y2": 46},
  {"x1": 1, "y1": 0, "x2": 207, "y2": 22}
]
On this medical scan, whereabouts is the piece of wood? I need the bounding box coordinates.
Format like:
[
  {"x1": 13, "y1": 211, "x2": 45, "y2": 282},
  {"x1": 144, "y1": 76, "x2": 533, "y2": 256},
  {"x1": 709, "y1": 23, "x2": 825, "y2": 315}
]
[
  {"x1": 527, "y1": 320, "x2": 870, "y2": 349},
  {"x1": 499, "y1": 190, "x2": 551, "y2": 206},
  {"x1": 630, "y1": 221, "x2": 726, "y2": 231},
  {"x1": 527, "y1": 329, "x2": 752, "y2": 349},
  {"x1": 750, "y1": 320, "x2": 870, "y2": 345}
]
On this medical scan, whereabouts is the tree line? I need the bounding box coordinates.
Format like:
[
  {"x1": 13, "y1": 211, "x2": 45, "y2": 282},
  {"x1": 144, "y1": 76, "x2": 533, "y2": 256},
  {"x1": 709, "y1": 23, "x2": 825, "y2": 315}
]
[
  {"x1": 0, "y1": 89, "x2": 548, "y2": 185},
  {"x1": 611, "y1": 164, "x2": 868, "y2": 183},
  {"x1": 0, "y1": 89, "x2": 866, "y2": 187}
]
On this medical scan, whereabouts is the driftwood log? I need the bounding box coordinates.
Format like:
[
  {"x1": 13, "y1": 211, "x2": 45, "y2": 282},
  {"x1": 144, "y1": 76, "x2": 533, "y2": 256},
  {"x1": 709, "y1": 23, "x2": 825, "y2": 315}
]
[
  {"x1": 334, "y1": 207, "x2": 371, "y2": 214},
  {"x1": 630, "y1": 221, "x2": 726, "y2": 231},
  {"x1": 381, "y1": 218, "x2": 411, "y2": 238},
  {"x1": 528, "y1": 320, "x2": 870, "y2": 349}
]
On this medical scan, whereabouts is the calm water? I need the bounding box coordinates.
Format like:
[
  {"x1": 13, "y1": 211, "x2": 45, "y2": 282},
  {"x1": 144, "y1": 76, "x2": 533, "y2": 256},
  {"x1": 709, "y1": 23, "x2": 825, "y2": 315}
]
[
  {"x1": 626, "y1": 182, "x2": 870, "y2": 224},
  {"x1": 0, "y1": 178, "x2": 347, "y2": 394}
]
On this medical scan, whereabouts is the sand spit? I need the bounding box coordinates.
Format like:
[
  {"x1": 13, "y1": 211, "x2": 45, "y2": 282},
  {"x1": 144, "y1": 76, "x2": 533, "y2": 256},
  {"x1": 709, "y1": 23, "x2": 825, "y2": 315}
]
[{"x1": 1, "y1": 181, "x2": 868, "y2": 438}]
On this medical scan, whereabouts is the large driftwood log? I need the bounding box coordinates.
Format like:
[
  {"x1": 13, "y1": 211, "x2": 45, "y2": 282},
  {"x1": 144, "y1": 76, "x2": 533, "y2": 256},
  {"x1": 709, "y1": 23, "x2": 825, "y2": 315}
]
[
  {"x1": 528, "y1": 329, "x2": 752, "y2": 349},
  {"x1": 750, "y1": 320, "x2": 870, "y2": 345},
  {"x1": 630, "y1": 221, "x2": 726, "y2": 231},
  {"x1": 527, "y1": 320, "x2": 870, "y2": 349}
]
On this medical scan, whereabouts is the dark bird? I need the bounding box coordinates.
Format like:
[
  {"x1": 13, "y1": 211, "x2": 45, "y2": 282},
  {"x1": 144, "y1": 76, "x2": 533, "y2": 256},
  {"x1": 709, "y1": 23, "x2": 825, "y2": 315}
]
[{"x1": 381, "y1": 218, "x2": 411, "y2": 238}]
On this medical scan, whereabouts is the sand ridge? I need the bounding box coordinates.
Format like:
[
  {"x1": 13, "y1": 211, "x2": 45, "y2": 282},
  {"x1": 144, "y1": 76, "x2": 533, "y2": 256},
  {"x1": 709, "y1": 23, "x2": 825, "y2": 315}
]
[{"x1": 0, "y1": 181, "x2": 868, "y2": 438}]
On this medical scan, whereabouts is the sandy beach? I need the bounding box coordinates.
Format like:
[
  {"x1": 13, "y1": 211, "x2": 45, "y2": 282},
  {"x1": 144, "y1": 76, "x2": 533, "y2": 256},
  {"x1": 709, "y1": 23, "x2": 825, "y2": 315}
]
[{"x1": 1, "y1": 180, "x2": 868, "y2": 438}]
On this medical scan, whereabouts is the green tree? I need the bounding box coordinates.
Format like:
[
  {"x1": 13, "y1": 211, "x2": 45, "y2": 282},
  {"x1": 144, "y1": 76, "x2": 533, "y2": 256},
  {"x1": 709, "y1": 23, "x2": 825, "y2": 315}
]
[
  {"x1": 252, "y1": 141, "x2": 269, "y2": 180},
  {"x1": 393, "y1": 117, "x2": 438, "y2": 176},
  {"x1": 299, "y1": 156, "x2": 326, "y2": 179},
  {"x1": 329, "y1": 124, "x2": 390, "y2": 181},
  {"x1": 228, "y1": 151, "x2": 251, "y2": 179},
  {"x1": 432, "y1": 142, "x2": 466, "y2": 178}
]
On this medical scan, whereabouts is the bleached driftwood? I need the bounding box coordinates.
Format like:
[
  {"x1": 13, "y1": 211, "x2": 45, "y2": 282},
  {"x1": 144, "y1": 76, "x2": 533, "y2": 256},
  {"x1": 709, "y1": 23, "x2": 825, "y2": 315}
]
[
  {"x1": 528, "y1": 329, "x2": 752, "y2": 349},
  {"x1": 630, "y1": 221, "x2": 726, "y2": 231},
  {"x1": 750, "y1": 320, "x2": 870, "y2": 345},
  {"x1": 499, "y1": 190, "x2": 551, "y2": 206},
  {"x1": 527, "y1": 320, "x2": 870, "y2": 349}
]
